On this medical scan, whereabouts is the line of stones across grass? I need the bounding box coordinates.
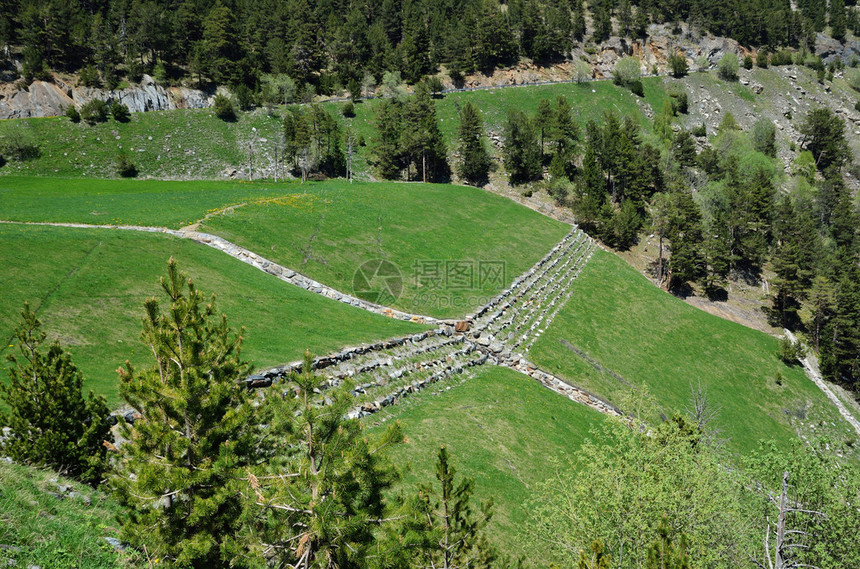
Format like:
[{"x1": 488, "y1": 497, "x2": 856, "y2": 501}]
[{"x1": 234, "y1": 226, "x2": 623, "y2": 421}]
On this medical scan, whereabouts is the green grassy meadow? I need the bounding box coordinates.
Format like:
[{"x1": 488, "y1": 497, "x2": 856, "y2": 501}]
[
  {"x1": 199, "y1": 182, "x2": 569, "y2": 318},
  {"x1": 368, "y1": 365, "x2": 607, "y2": 559},
  {"x1": 0, "y1": 224, "x2": 424, "y2": 406},
  {"x1": 530, "y1": 249, "x2": 857, "y2": 456},
  {"x1": 0, "y1": 176, "x2": 292, "y2": 227}
]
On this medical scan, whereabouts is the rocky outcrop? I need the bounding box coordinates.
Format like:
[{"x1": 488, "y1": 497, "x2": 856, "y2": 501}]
[
  {"x1": 0, "y1": 74, "x2": 213, "y2": 119},
  {"x1": 815, "y1": 33, "x2": 860, "y2": 65}
]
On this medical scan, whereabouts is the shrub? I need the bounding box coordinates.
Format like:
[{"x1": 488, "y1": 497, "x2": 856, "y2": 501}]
[
  {"x1": 628, "y1": 78, "x2": 644, "y2": 97},
  {"x1": 756, "y1": 50, "x2": 769, "y2": 68},
  {"x1": 717, "y1": 53, "x2": 739, "y2": 81},
  {"x1": 79, "y1": 64, "x2": 101, "y2": 88},
  {"x1": 743, "y1": 55, "x2": 753, "y2": 70},
  {"x1": 691, "y1": 122, "x2": 707, "y2": 137},
  {"x1": 126, "y1": 58, "x2": 144, "y2": 83},
  {"x1": 778, "y1": 335, "x2": 804, "y2": 365},
  {"x1": 805, "y1": 55, "x2": 824, "y2": 72},
  {"x1": 104, "y1": 66, "x2": 119, "y2": 90},
  {"x1": 342, "y1": 101, "x2": 355, "y2": 117},
  {"x1": 668, "y1": 54, "x2": 688, "y2": 78},
  {"x1": 424, "y1": 75, "x2": 445, "y2": 97},
  {"x1": 110, "y1": 101, "x2": 131, "y2": 122},
  {"x1": 613, "y1": 56, "x2": 642, "y2": 86},
  {"x1": 234, "y1": 84, "x2": 254, "y2": 111},
  {"x1": 212, "y1": 93, "x2": 236, "y2": 121},
  {"x1": 152, "y1": 62, "x2": 168, "y2": 83},
  {"x1": 669, "y1": 91, "x2": 688, "y2": 114},
  {"x1": 770, "y1": 50, "x2": 793, "y2": 66},
  {"x1": 752, "y1": 118, "x2": 776, "y2": 157},
  {"x1": 80, "y1": 99, "x2": 109, "y2": 123},
  {"x1": 0, "y1": 129, "x2": 41, "y2": 160},
  {"x1": 855, "y1": 100, "x2": 860, "y2": 112},
  {"x1": 0, "y1": 304, "x2": 111, "y2": 485},
  {"x1": 65, "y1": 105, "x2": 81, "y2": 123},
  {"x1": 115, "y1": 153, "x2": 138, "y2": 177}
]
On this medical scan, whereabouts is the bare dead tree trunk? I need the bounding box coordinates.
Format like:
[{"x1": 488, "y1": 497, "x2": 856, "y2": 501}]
[{"x1": 776, "y1": 471, "x2": 788, "y2": 569}]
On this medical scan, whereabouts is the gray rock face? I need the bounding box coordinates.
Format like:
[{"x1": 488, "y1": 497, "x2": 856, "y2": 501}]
[
  {"x1": 816, "y1": 33, "x2": 860, "y2": 65},
  {"x1": 0, "y1": 75, "x2": 213, "y2": 119}
]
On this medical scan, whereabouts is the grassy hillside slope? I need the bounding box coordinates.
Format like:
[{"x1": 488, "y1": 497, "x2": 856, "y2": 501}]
[
  {"x1": 0, "y1": 460, "x2": 135, "y2": 568},
  {"x1": 0, "y1": 176, "x2": 292, "y2": 227},
  {"x1": 0, "y1": 224, "x2": 424, "y2": 405},
  {"x1": 530, "y1": 249, "x2": 858, "y2": 457},
  {"x1": 199, "y1": 182, "x2": 570, "y2": 318},
  {"x1": 0, "y1": 77, "x2": 665, "y2": 180},
  {"x1": 368, "y1": 365, "x2": 606, "y2": 560}
]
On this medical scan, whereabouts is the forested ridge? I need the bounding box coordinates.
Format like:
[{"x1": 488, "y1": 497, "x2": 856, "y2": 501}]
[{"x1": 2, "y1": 0, "x2": 860, "y2": 94}]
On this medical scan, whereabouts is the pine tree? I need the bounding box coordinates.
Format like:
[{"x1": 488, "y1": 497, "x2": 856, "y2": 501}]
[
  {"x1": 458, "y1": 101, "x2": 490, "y2": 186},
  {"x1": 372, "y1": 99, "x2": 405, "y2": 180},
  {"x1": 251, "y1": 351, "x2": 404, "y2": 569},
  {"x1": 111, "y1": 258, "x2": 257, "y2": 568},
  {"x1": 808, "y1": 276, "x2": 836, "y2": 353},
  {"x1": 578, "y1": 539, "x2": 612, "y2": 569},
  {"x1": 388, "y1": 446, "x2": 496, "y2": 569},
  {"x1": 535, "y1": 98, "x2": 555, "y2": 159},
  {"x1": 502, "y1": 109, "x2": 542, "y2": 184},
  {"x1": 820, "y1": 264, "x2": 860, "y2": 390},
  {"x1": 665, "y1": 186, "x2": 704, "y2": 291},
  {"x1": 554, "y1": 96, "x2": 580, "y2": 160},
  {"x1": 830, "y1": 0, "x2": 847, "y2": 42},
  {"x1": 0, "y1": 303, "x2": 111, "y2": 486},
  {"x1": 800, "y1": 108, "x2": 851, "y2": 176},
  {"x1": 646, "y1": 515, "x2": 691, "y2": 569},
  {"x1": 401, "y1": 84, "x2": 449, "y2": 182}
]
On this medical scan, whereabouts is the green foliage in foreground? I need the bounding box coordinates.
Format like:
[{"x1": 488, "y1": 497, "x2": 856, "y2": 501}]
[
  {"x1": 530, "y1": 416, "x2": 756, "y2": 568},
  {"x1": 112, "y1": 259, "x2": 257, "y2": 567},
  {"x1": 0, "y1": 460, "x2": 135, "y2": 568},
  {"x1": 530, "y1": 414, "x2": 860, "y2": 569},
  {"x1": 111, "y1": 262, "x2": 493, "y2": 568},
  {"x1": 0, "y1": 225, "x2": 423, "y2": 405},
  {"x1": 0, "y1": 304, "x2": 110, "y2": 485},
  {"x1": 530, "y1": 249, "x2": 858, "y2": 456}
]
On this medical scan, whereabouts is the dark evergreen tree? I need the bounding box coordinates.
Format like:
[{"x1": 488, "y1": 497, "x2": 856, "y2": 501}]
[
  {"x1": 830, "y1": 0, "x2": 847, "y2": 42},
  {"x1": 401, "y1": 85, "x2": 449, "y2": 182},
  {"x1": 800, "y1": 108, "x2": 851, "y2": 176},
  {"x1": 458, "y1": 101, "x2": 491, "y2": 186},
  {"x1": 502, "y1": 109, "x2": 542, "y2": 184},
  {"x1": 372, "y1": 99, "x2": 406, "y2": 180},
  {"x1": 0, "y1": 303, "x2": 111, "y2": 486}
]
